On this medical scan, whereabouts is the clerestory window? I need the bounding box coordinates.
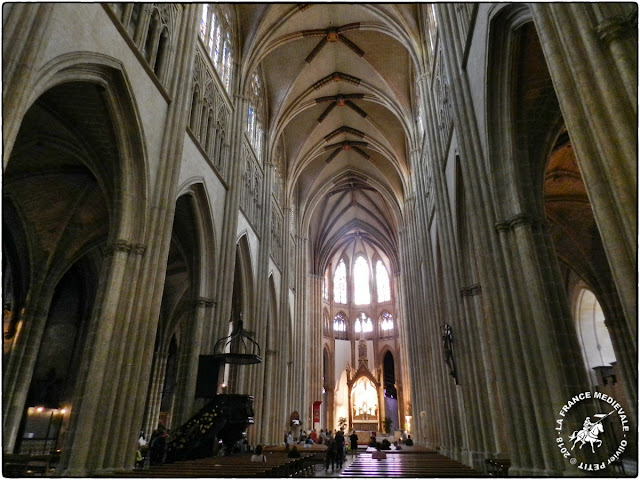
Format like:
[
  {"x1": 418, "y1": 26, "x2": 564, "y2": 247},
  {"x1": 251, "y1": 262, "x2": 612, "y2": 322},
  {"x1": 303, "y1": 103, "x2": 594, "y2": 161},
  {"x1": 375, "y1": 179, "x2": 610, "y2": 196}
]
[
  {"x1": 353, "y1": 256, "x2": 370, "y2": 305},
  {"x1": 376, "y1": 260, "x2": 391, "y2": 302},
  {"x1": 200, "y1": 4, "x2": 234, "y2": 92},
  {"x1": 334, "y1": 259, "x2": 347, "y2": 304}
]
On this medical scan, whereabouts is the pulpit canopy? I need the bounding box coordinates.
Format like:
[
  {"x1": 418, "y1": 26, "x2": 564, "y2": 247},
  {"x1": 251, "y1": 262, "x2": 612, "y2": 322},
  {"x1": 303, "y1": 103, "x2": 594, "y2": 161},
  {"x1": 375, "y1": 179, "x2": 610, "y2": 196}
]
[{"x1": 212, "y1": 320, "x2": 262, "y2": 364}]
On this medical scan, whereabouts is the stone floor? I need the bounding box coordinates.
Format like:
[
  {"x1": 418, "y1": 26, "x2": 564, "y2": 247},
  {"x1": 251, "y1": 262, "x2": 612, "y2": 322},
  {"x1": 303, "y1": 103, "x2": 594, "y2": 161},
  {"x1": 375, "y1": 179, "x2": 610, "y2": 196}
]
[{"x1": 313, "y1": 452, "x2": 360, "y2": 477}]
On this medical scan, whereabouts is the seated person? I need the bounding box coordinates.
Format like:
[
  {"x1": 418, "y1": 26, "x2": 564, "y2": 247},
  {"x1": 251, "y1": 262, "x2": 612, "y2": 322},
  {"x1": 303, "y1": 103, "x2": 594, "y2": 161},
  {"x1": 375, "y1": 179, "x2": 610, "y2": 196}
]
[
  {"x1": 371, "y1": 443, "x2": 387, "y2": 460},
  {"x1": 405, "y1": 435, "x2": 414, "y2": 446},
  {"x1": 392, "y1": 441, "x2": 402, "y2": 450},
  {"x1": 288, "y1": 446, "x2": 301, "y2": 458},
  {"x1": 381, "y1": 439, "x2": 391, "y2": 450},
  {"x1": 251, "y1": 445, "x2": 267, "y2": 463}
]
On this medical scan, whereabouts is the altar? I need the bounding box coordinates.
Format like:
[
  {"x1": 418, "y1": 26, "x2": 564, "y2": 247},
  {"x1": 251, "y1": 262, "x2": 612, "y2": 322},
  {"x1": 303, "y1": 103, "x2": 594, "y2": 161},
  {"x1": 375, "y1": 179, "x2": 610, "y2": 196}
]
[{"x1": 346, "y1": 338, "x2": 384, "y2": 432}]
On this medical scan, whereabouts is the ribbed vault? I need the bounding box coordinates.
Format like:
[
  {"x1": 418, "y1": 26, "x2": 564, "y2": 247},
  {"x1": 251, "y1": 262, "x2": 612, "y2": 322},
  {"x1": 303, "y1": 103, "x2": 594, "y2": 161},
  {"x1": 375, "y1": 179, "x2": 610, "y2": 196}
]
[{"x1": 237, "y1": 3, "x2": 420, "y2": 278}]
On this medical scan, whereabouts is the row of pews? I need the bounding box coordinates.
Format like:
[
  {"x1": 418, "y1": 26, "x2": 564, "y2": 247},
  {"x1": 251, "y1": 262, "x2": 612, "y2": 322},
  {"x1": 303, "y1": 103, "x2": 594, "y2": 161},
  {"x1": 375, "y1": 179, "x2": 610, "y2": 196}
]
[
  {"x1": 3, "y1": 453, "x2": 60, "y2": 477},
  {"x1": 340, "y1": 450, "x2": 484, "y2": 477},
  {"x1": 110, "y1": 451, "x2": 320, "y2": 478}
]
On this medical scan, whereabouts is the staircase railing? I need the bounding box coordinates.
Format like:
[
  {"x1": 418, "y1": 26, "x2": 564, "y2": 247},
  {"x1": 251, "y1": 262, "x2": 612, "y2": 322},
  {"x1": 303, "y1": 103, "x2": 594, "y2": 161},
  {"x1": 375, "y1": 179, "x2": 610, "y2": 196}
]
[{"x1": 165, "y1": 394, "x2": 254, "y2": 463}]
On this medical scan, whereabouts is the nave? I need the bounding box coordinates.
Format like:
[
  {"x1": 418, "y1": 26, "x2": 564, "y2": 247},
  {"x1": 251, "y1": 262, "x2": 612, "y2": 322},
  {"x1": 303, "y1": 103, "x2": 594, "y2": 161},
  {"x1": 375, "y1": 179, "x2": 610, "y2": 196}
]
[{"x1": 2, "y1": 2, "x2": 636, "y2": 477}]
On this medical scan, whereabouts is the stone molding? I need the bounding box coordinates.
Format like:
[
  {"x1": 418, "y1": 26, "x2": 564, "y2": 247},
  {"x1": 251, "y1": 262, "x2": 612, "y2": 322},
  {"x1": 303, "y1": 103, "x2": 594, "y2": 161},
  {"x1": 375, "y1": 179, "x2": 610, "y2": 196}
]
[
  {"x1": 495, "y1": 213, "x2": 537, "y2": 232},
  {"x1": 196, "y1": 297, "x2": 216, "y2": 308},
  {"x1": 105, "y1": 239, "x2": 133, "y2": 256}
]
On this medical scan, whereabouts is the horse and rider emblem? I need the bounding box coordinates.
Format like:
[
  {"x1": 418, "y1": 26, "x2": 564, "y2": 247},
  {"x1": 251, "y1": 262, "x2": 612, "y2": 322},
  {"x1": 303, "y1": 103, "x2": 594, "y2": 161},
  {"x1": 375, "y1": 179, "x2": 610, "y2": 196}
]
[{"x1": 569, "y1": 411, "x2": 614, "y2": 453}]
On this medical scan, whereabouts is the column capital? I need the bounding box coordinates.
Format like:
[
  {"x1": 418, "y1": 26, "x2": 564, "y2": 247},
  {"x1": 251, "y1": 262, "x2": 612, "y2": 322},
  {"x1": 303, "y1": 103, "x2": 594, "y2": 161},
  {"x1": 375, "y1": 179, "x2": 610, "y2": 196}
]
[
  {"x1": 105, "y1": 239, "x2": 132, "y2": 256},
  {"x1": 509, "y1": 213, "x2": 534, "y2": 229},
  {"x1": 494, "y1": 220, "x2": 510, "y2": 233}
]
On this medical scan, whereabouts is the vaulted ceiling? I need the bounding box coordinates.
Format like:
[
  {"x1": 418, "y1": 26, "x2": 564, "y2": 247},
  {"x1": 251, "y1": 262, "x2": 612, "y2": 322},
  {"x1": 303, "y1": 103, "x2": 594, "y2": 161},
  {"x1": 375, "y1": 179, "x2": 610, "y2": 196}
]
[{"x1": 237, "y1": 4, "x2": 422, "y2": 275}]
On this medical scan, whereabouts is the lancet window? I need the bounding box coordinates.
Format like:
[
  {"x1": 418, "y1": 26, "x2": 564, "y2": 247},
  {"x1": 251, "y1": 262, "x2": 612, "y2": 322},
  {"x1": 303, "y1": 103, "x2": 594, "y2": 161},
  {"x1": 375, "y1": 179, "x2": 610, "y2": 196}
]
[
  {"x1": 425, "y1": 4, "x2": 438, "y2": 55},
  {"x1": 323, "y1": 310, "x2": 330, "y2": 337},
  {"x1": 334, "y1": 259, "x2": 347, "y2": 304},
  {"x1": 353, "y1": 256, "x2": 371, "y2": 305},
  {"x1": 376, "y1": 260, "x2": 391, "y2": 303},
  {"x1": 200, "y1": 4, "x2": 234, "y2": 92},
  {"x1": 333, "y1": 313, "x2": 348, "y2": 340},
  {"x1": 354, "y1": 312, "x2": 373, "y2": 334},
  {"x1": 380, "y1": 311, "x2": 394, "y2": 337},
  {"x1": 247, "y1": 71, "x2": 265, "y2": 162},
  {"x1": 323, "y1": 268, "x2": 329, "y2": 300}
]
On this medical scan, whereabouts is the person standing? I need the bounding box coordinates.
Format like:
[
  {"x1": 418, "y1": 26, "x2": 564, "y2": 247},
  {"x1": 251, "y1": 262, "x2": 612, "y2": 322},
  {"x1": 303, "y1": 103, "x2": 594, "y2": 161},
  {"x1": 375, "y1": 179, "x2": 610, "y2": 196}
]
[
  {"x1": 324, "y1": 437, "x2": 336, "y2": 471},
  {"x1": 335, "y1": 430, "x2": 345, "y2": 469},
  {"x1": 349, "y1": 430, "x2": 358, "y2": 457}
]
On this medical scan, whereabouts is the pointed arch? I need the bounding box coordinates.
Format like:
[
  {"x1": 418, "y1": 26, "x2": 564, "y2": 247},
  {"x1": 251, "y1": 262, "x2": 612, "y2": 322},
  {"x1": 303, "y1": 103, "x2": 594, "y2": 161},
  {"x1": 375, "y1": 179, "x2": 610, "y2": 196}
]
[{"x1": 24, "y1": 52, "x2": 150, "y2": 243}]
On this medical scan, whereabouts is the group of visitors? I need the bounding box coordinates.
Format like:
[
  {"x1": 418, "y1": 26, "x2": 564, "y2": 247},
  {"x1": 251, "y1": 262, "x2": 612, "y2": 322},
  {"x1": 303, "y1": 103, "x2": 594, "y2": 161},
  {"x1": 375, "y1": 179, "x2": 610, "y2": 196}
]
[
  {"x1": 135, "y1": 424, "x2": 171, "y2": 468},
  {"x1": 323, "y1": 429, "x2": 344, "y2": 470}
]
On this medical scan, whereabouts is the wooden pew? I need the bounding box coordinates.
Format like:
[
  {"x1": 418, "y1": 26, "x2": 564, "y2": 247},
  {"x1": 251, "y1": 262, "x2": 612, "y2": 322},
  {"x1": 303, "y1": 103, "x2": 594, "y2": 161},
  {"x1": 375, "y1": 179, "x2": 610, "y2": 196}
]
[
  {"x1": 109, "y1": 451, "x2": 315, "y2": 478},
  {"x1": 3, "y1": 453, "x2": 60, "y2": 477},
  {"x1": 341, "y1": 451, "x2": 483, "y2": 477}
]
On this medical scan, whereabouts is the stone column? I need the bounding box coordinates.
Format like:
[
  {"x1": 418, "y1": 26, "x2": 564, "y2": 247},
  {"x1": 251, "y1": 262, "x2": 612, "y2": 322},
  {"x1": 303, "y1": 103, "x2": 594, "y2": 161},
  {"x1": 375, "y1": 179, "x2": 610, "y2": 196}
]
[
  {"x1": 213, "y1": 92, "x2": 251, "y2": 348},
  {"x1": 292, "y1": 235, "x2": 309, "y2": 426},
  {"x1": 2, "y1": 300, "x2": 50, "y2": 453},
  {"x1": 3, "y1": 4, "x2": 54, "y2": 165},
  {"x1": 172, "y1": 297, "x2": 214, "y2": 426},
  {"x1": 437, "y1": 4, "x2": 538, "y2": 473},
  {"x1": 58, "y1": 241, "x2": 140, "y2": 475},
  {"x1": 307, "y1": 274, "x2": 323, "y2": 436},
  {"x1": 531, "y1": 3, "x2": 637, "y2": 333},
  {"x1": 143, "y1": 351, "x2": 169, "y2": 438}
]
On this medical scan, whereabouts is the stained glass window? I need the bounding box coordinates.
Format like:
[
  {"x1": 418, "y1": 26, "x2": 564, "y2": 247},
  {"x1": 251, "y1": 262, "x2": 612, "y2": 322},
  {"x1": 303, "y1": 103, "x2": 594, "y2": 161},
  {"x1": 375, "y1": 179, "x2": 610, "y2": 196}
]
[
  {"x1": 200, "y1": 5, "x2": 208, "y2": 38},
  {"x1": 334, "y1": 259, "x2": 347, "y2": 304},
  {"x1": 355, "y1": 312, "x2": 373, "y2": 334},
  {"x1": 333, "y1": 313, "x2": 346, "y2": 332},
  {"x1": 426, "y1": 4, "x2": 438, "y2": 54},
  {"x1": 354, "y1": 256, "x2": 370, "y2": 305},
  {"x1": 199, "y1": 5, "x2": 234, "y2": 93},
  {"x1": 323, "y1": 311, "x2": 330, "y2": 336},
  {"x1": 323, "y1": 268, "x2": 329, "y2": 300},
  {"x1": 247, "y1": 72, "x2": 264, "y2": 161},
  {"x1": 376, "y1": 260, "x2": 391, "y2": 302},
  {"x1": 380, "y1": 312, "x2": 393, "y2": 332}
]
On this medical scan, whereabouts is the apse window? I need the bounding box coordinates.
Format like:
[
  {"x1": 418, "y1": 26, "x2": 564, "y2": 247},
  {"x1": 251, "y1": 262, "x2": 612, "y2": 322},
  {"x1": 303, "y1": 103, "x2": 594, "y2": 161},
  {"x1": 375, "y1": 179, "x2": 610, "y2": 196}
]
[
  {"x1": 354, "y1": 312, "x2": 373, "y2": 334},
  {"x1": 376, "y1": 260, "x2": 391, "y2": 302},
  {"x1": 380, "y1": 311, "x2": 394, "y2": 335},
  {"x1": 334, "y1": 259, "x2": 347, "y2": 304},
  {"x1": 333, "y1": 313, "x2": 348, "y2": 340},
  {"x1": 353, "y1": 256, "x2": 371, "y2": 305}
]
